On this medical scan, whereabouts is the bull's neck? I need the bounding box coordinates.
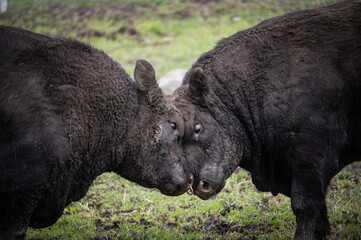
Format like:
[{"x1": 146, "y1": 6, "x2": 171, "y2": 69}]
[
  {"x1": 209, "y1": 73, "x2": 264, "y2": 170},
  {"x1": 83, "y1": 82, "x2": 140, "y2": 175},
  {"x1": 66, "y1": 80, "x2": 140, "y2": 202}
]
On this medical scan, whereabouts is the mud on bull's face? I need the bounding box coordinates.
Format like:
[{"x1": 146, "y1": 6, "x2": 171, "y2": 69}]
[
  {"x1": 170, "y1": 67, "x2": 242, "y2": 200},
  {"x1": 123, "y1": 60, "x2": 194, "y2": 196}
]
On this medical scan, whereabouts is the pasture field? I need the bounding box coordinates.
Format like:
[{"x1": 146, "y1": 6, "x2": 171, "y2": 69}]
[{"x1": 1, "y1": 0, "x2": 360, "y2": 239}]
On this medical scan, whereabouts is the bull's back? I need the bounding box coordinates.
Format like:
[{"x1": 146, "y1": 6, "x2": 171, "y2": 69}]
[
  {"x1": 202, "y1": 1, "x2": 361, "y2": 165},
  {"x1": 267, "y1": 0, "x2": 361, "y2": 165},
  {"x1": 0, "y1": 26, "x2": 69, "y2": 192}
]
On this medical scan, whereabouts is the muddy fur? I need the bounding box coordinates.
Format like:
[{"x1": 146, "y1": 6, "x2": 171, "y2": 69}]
[
  {"x1": 0, "y1": 26, "x2": 189, "y2": 239},
  {"x1": 171, "y1": 1, "x2": 361, "y2": 239}
]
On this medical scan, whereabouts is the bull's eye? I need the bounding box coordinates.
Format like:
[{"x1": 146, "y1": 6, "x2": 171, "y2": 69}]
[
  {"x1": 195, "y1": 123, "x2": 202, "y2": 134},
  {"x1": 170, "y1": 122, "x2": 177, "y2": 130}
]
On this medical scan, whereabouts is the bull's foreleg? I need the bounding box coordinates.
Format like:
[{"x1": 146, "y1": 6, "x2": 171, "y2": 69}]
[
  {"x1": 0, "y1": 190, "x2": 42, "y2": 240},
  {"x1": 291, "y1": 168, "x2": 325, "y2": 240},
  {"x1": 0, "y1": 228, "x2": 26, "y2": 240},
  {"x1": 314, "y1": 199, "x2": 330, "y2": 240},
  {"x1": 0, "y1": 199, "x2": 30, "y2": 240}
]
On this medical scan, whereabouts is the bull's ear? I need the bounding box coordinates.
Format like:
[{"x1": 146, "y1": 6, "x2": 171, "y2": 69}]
[
  {"x1": 134, "y1": 59, "x2": 158, "y2": 91},
  {"x1": 188, "y1": 67, "x2": 210, "y2": 103},
  {"x1": 134, "y1": 59, "x2": 163, "y2": 105}
]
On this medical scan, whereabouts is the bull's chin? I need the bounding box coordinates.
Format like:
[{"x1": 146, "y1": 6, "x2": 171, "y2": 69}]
[
  {"x1": 158, "y1": 184, "x2": 189, "y2": 196},
  {"x1": 160, "y1": 190, "x2": 185, "y2": 196},
  {"x1": 195, "y1": 191, "x2": 214, "y2": 200}
]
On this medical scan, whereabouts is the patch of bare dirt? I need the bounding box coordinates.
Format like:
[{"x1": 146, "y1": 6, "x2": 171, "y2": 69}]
[{"x1": 203, "y1": 215, "x2": 274, "y2": 236}]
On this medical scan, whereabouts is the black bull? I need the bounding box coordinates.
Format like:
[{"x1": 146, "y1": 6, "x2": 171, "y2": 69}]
[
  {"x1": 0, "y1": 26, "x2": 193, "y2": 239},
  {"x1": 170, "y1": 1, "x2": 361, "y2": 239}
]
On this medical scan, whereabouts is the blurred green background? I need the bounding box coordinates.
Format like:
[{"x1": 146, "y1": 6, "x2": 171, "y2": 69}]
[
  {"x1": 0, "y1": 0, "x2": 343, "y2": 78},
  {"x1": 1, "y1": 1, "x2": 360, "y2": 239}
]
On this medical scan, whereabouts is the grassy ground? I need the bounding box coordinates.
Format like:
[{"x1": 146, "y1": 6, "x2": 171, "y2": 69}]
[
  {"x1": 25, "y1": 164, "x2": 361, "y2": 240},
  {"x1": 1, "y1": 0, "x2": 360, "y2": 239}
]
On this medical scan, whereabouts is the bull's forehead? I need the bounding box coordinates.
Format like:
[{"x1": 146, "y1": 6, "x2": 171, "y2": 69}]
[
  {"x1": 164, "y1": 95, "x2": 183, "y2": 115},
  {"x1": 171, "y1": 95, "x2": 196, "y2": 117},
  {"x1": 180, "y1": 104, "x2": 214, "y2": 125},
  {"x1": 155, "y1": 98, "x2": 185, "y2": 137},
  {"x1": 170, "y1": 87, "x2": 216, "y2": 129}
]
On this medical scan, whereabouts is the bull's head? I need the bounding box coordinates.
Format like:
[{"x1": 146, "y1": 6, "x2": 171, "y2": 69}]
[
  {"x1": 170, "y1": 67, "x2": 242, "y2": 199},
  {"x1": 117, "y1": 60, "x2": 193, "y2": 196}
]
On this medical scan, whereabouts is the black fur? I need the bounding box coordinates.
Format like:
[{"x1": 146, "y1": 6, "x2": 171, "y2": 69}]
[
  {"x1": 0, "y1": 26, "x2": 190, "y2": 239},
  {"x1": 171, "y1": 1, "x2": 361, "y2": 239}
]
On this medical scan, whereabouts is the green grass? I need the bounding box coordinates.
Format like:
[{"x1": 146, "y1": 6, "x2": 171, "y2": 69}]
[
  {"x1": 26, "y1": 163, "x2": 361, "y2": 239},
  {"x1": 1, "y1": 0, "x2": 359, "y2": 239}
]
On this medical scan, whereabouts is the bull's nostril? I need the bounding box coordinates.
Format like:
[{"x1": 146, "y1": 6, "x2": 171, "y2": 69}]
[
  {"x1": 202, "y1": 181, "x2": 210, "y2": 190},
  {"x1": 199, "y1": 180, "x2": 212, "y2": 193}
]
